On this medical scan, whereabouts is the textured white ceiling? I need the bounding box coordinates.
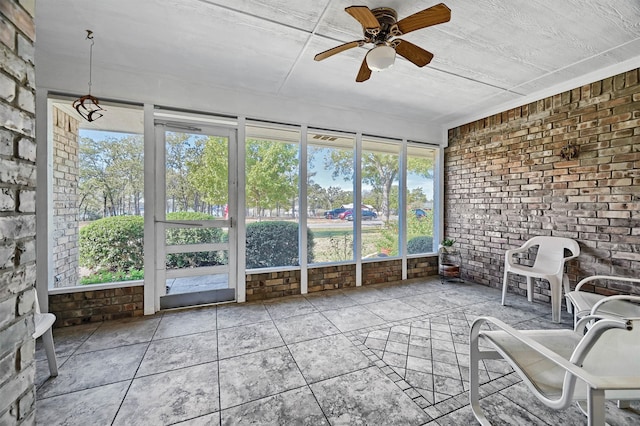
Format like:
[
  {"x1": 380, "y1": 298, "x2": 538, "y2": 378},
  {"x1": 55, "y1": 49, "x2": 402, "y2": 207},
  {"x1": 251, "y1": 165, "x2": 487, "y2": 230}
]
[{"x1": 34, "y1": 0, "x2": 640, "y2": 142}]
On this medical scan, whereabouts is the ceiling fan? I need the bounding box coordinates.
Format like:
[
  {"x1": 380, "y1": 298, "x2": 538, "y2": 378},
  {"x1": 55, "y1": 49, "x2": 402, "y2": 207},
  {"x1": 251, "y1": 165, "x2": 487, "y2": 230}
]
[{"x1": 314, "y1": 3, "x2": 451, "y2": 82}]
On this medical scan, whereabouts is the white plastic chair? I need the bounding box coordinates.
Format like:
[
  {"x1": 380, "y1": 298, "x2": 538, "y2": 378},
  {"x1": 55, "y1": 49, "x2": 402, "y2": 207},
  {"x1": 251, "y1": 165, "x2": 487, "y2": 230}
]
[
  {"x1": 33, "y1": 294, "x2": 58, "y2": 377},
  {"x1": 565, "y1": 275, "x2": 640, "y2": 327},
  {"x1": 470, "y1": 314, "x2": 640, "y2": 426},
  {"x1": 502, "y1": 236, "x2": 580, "y2": 323}
]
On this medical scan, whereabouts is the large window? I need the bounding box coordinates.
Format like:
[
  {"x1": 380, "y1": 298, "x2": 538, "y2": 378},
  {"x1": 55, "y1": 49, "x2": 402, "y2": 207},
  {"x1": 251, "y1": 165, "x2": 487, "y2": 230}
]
[
  {"x1": 406, "y1": 144, "x2": 436, "y2": 254},
  {"x1": 307, "y1": 130, "x2": 355, "y2": 264},
  {"x1": 48, "y1": 95, "x2": 441, "y2": 294},
  {"x1": 245, "y1": 124, "x2": 301, "y2": 269},
  {"x1": 361, "y1": 138, "x2": 400, "y2": 259},
  {"x1": 50, "y1": 100, "x2": 145, "y2": 288}
]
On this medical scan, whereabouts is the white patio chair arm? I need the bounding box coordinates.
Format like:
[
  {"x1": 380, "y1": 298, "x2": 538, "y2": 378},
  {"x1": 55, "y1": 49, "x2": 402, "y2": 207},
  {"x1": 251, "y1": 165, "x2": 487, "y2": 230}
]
[
  {"x1": 575, "y1": 275, "x2": 640, "y2": 292},
  {"x1": 591, "y1": 376, "x2": 640, "y2": 390},
  {"x1": 590, "y1": 295, "x2": 640, "y2": 316},
  {"x1": 471, "y1": 316, "x2": 600, "y2": 386},
  {"x1": 573, "y1": 314, "x2": 631, "y2": 333}
]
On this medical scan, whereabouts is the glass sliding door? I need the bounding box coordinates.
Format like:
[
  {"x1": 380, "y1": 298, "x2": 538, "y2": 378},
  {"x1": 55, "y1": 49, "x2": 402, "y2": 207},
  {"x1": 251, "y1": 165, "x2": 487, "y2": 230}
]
[{"x1": 155, "y1": 123, "x2": 237, "y2": 309}]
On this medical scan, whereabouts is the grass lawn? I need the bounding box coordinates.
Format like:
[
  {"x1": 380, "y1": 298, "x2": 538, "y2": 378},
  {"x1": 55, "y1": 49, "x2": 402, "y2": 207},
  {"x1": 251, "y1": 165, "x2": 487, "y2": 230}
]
[{"x1": 310, "y1": 226, "x2": 384, "y2": 262}]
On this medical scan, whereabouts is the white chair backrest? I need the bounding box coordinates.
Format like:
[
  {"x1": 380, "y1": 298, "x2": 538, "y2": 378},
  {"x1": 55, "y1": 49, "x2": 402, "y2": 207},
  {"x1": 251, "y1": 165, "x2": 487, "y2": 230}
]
[
  {"x1": 530, "y1": 236, "x2": 580, "y2": 270},
  {"x1": 579, "y1": 317, "x2": 640, "y2": 378}
]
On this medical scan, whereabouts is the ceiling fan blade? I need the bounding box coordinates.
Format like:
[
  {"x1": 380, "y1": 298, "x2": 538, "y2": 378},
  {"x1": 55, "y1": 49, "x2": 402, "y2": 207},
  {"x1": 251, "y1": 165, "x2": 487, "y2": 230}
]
[
  {"x1": 345, "y1": 6, "x2": 380, "y2": 34},
  {"x1": 314, "y1": 40, "x2": 364, "y2": 61},
  {"x1": 394, "y1": 39, "x2": 434, "y2": 67},
  {"x1": 356, "y1": 57, "x2": 371, "y2": 82},
  {"x1": 396, "y1": 3, "x2": 451, "y2": 35}
]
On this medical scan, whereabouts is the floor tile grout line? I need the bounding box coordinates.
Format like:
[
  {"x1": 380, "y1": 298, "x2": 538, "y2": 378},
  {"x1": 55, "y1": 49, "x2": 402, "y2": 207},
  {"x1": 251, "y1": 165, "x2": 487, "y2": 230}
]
[
  {"x1": 34, "y1": 378, "x2": 133, "y2": 402},
  {"x1": 36, "y1": 325, "x2": 160, "y2": 400},
  {"x1": 110, "y1": 313, "x2": 164, "y2": 425},
  {"x1": 215, "y1": 305, "x2": 222, "y2": 424},
  {"x1": 250, "y1": 299, "x2": 334, "y2": 423},
  {"x1": 38, "y1": 318, "x2": 108, "y2": 391}
]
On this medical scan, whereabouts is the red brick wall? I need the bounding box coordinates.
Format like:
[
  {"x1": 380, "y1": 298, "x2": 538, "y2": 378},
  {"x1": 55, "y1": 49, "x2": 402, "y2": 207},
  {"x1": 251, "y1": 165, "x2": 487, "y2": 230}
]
[
  {"x1": 407, "y1": 256, "x2": 438, "y2": 279},
  {"x1": 246, "y1": 256, "x2": 436, "y2": 301},
  {"x1": 362, "y1": 259, "x2": 402, "y2": 285},
  {"x1": 49, "y1": 286, "x2": 144, "y2": 327},
  {"x1": 246, "y1": 270, "x2": 301, "y2": 301},
  {"x1": 445, "y1": 68, "x2": 639, "y2": 301},
  {"x1": 308, "y1": 264, "x2": 356, "y2": 293}
]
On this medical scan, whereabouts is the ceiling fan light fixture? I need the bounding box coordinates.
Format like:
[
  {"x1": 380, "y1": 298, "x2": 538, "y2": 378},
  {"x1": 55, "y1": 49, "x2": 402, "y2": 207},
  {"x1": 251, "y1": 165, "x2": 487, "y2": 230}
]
[{"x1": 366, "y1": 45, "x2": 396, "y2": 71}]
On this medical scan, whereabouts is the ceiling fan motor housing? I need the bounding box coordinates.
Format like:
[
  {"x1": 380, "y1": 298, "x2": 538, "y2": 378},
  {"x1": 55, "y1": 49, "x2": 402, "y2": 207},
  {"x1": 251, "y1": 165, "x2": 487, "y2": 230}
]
[{"x1": 369, "y1": 7, "x2": 400, "y2": 45}]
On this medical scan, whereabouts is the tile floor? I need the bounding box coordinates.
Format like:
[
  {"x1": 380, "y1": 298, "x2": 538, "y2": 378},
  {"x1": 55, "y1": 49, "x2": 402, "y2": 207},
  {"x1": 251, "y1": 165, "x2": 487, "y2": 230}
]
[{"x1": 35, "y1": 277, "x2": 640, "y2": 425}]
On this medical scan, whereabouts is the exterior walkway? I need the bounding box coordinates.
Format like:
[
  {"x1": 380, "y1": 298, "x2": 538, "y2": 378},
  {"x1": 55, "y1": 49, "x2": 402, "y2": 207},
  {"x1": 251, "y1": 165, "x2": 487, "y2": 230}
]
[{"x1": 35, "y1": 277, "x2": 640, "y2": 425}]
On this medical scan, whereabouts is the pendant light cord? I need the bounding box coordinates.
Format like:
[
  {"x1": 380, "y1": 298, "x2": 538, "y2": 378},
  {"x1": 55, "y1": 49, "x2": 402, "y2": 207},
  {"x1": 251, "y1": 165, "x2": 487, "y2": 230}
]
[{"x1": 86, "y1": 30, "x2": 94, "y2": 95}]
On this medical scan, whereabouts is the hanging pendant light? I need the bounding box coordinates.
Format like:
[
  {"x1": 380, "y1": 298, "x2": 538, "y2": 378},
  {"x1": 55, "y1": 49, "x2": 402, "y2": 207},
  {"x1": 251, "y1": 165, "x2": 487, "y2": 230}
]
[{"x1": 73, "y1": 30, "x2": 105, "y2": 122}]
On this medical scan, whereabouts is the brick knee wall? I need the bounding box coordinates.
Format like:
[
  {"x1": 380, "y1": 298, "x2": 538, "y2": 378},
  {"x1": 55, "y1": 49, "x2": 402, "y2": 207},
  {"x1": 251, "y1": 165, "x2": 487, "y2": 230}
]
[
  {"x1": 49, "y1": 286, "x2": 144, "y2": 327},
  {"x1": 246, "y1": 256, "x2": 437, "y2": 301},
  {"x1": 407, "y1": 256, "x2": 438, "y2": 279},
  {"x1": 445, "y1": 68, "x2": 639, "y2": 301},
  {"x1": 47, "y1": 257, "x2": 439, "y2": 321},
  {"x1": 308, "y1": 264, "x2": 356, "y2": 292},
  {"x1": 246, "y1": 270, "x2": 302, "y2": 301},
  {"x1": 362, "y1": 259, "x2": 402, "y2": 285}
]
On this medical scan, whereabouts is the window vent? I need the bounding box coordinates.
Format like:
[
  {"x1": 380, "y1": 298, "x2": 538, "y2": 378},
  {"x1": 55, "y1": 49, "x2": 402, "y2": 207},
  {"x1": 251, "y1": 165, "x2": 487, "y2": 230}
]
[{"x1": 312, "y1": 134, "x2": 338, "y2": 141}]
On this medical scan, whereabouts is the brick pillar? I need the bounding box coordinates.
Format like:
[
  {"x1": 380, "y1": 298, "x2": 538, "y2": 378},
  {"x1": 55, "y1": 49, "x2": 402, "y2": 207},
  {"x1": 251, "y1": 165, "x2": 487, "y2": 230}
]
[
  {"x1": 0, "y1": 0, "x2": 38, "y2": 424},
  {"x1": 52, "y1": 107, "x2": 79, "y2": 288}
]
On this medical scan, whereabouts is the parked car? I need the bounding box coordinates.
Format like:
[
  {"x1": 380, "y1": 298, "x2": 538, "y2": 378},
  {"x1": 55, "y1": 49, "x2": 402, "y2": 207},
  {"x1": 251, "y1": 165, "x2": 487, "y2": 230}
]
[
  {"x1": 412, "y1": 208, "x2": 427, "y2": 218},
  {"x1": 346, "y1": 210, "x2": 378, "y2": 221},
  {"x1": 338, "y1": 209, "x2": 352, "y2": 220},
  {"x1": 324, "y1": 208, "x2": 347, "y2": 219}
]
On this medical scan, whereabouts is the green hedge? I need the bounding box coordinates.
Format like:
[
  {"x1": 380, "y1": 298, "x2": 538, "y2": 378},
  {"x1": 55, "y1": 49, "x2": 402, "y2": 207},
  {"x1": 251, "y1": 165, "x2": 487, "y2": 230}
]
[
  {"x1": 407, "y1": 236, "x2": 434, "y2": 254},
  {"x1": 79, "y1": 216, "x2": 145, "y2": 271},
  {"x1": 165, "y1": 212, "x2": 227, "y2": 268},
  {"x1": 80, "y1": 212, "x2": 228, "y2": 273},
  {"x1": 246, "y1": 221, "x2": 314, "y2": 268}
]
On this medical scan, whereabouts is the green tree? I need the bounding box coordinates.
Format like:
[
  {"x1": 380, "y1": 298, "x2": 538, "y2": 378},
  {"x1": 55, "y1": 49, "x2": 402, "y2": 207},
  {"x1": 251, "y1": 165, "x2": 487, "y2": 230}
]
[
  {"x1": 245, "y1": 140, "x2": 298, "y2": 219},
  {"x1": 327, "y1": 151, "x2": 397, "y2": 220},
  {"x1": 79, "y1": 134, "x2": 144, "y2": 218},
  {"x1": 110, "y1": 135, "x2": 144, "y2": 215},
  {"x1": 307, "y1": 183, "x2": 326, "y2": 216},
  {"x1": 165, "y1": 132, "x2": 202, "y2": 213},
  {"x1": 325, "y1": 186, "x2": 344, "y2": 208},
  {"x1": 188, "y1": 136, "x2": 228, "y2": 206},
  {"x1": 408, "y1": 187, "x2": 428, "y2": 208},
  {"x1": 326, "y1": 150, "x2": 434, "y2": 221}
]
